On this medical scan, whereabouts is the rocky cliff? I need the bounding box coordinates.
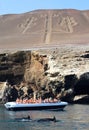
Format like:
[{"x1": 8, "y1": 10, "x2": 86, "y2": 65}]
[{"x1": 1, "y1": 45, "x2": 89, "y2": 104}]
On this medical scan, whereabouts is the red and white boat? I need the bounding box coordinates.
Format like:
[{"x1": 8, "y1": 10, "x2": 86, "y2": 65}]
[{"x1": 4, "y1": 100, "x2": 68, "y2": 111}]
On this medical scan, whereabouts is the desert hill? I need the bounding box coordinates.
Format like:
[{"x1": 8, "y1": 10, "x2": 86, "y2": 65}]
[{"x1": 0, "y1": 9, "x2": 89, "y2": 49}]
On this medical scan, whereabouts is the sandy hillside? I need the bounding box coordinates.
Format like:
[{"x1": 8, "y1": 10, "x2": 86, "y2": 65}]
[{"x1": 0, "y1": 9, "x2": 89, "y2": 50}]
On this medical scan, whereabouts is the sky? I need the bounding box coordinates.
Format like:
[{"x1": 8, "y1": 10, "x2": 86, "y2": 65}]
[{"x1": 0, "y1": 0, "x2": 89, "y2": 15}]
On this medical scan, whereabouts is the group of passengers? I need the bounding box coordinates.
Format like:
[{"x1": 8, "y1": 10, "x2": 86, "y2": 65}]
[{"x1": 16, "y1": 97, "x2": 58, "y2": 104}]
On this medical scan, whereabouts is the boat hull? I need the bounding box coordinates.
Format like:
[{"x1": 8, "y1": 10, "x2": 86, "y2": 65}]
[{"x1": 4, "y1": 101, "x2": 68, "y2": 111}]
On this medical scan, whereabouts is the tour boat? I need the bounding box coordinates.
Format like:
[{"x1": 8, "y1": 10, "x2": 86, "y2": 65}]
[{"x1": 4, "y1": 101, "x2": 68, "y2": 111}]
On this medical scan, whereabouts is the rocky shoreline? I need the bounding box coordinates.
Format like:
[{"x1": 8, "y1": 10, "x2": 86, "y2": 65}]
[{"x1": 0, "y1": 45, "x2": 89, "y2": 104}]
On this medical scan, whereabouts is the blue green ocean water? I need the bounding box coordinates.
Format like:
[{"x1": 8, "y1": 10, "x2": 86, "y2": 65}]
[{"x1": 0, "y1": 104, "x2": 89, "y2": 130}]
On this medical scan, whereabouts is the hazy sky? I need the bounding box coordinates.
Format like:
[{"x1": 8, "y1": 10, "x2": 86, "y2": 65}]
[{"x1": 0, "y1": 0, "x2": 89, "y2": 15}]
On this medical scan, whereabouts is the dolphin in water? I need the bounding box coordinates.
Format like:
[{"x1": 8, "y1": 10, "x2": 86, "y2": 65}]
[
  {"x1": 14, "y1": 115, "x2": 57, "y2": 122},
  {"x1": 14, "y1": 115, "x2": 31, "y2": 122},
  {"x1": 37, "y1": 116, "x2": 56, "y2": 122}
]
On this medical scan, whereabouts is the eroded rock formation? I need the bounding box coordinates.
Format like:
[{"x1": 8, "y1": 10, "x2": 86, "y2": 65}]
[{"x1": 1, "y1": 45, "x2": 89, "y2": 104}]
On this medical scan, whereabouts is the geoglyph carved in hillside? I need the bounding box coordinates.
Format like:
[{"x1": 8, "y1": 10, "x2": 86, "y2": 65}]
[
  {"x1": 40, "y1": 14, "x2": 48, "y2": 18},
  {"x1": 43, "y1": 12, "x2": 52, "y2": 44},
  {"x1": 18, "y1": 17, "x2": 37, "y2": 34},
  {"x1": 83, "y1": 12, "x2": 89, "y2": 22},
  {"x1": 57, "y1": 16, "x2": 78, "y2": 33},
  {"x1": 43, "y1": 14, "x2": 78, "y2": 43},
  {"x1": 18, "y1": 13, "x2": 78, "y2": 43},
  {"x1": 52, "y1": 13, "x2": 78, "y2": 33},
  {"x1": 47, "y1": 14, "x2": 77, "y2": 34}
]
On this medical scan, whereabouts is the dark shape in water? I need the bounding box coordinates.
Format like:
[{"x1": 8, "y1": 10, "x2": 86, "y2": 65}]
[
  {"x1": 14, "y1": 115, "x2": 57, "y2": 122},
  {"x1": 15, "y1": 115, "x2": 31, "y2": 122},
  {"x1": 37, "y1": 116, "x2": 56, "y2": 122}
]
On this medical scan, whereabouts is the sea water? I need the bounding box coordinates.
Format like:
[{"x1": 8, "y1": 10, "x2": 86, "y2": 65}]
[{"x1": 0, "y1": 104, "x2": 89, "y2": 130}]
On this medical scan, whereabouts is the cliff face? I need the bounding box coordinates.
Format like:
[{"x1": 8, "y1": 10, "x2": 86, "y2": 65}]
[
  {"x1": 0, "y1": 51, "x2": 26, "y2": 84},
  {"x1": 1, "y1": 45, "x2": 89, "y2": 104}
]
